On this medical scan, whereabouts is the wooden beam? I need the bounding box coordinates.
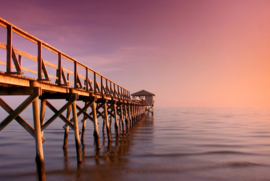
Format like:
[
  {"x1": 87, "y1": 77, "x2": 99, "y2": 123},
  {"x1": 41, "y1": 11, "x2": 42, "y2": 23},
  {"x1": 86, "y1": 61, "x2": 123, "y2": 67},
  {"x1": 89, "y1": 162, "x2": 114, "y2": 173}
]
[
  {"x1": 11, "y1": 47, "x2": 22, "y2": 74},
  {"x1": 92, "y1": 101, "x2": 100, "y2": 149},
  {"x1": 76, "y1": 103, "x2": 94, "y2": 122},
  {"x1": 124, "y1": 105, "x2": 129, "y2": 131},
  {"x1": 0, "y1": 98, "x2": 45, "y2": 142},
  {"x1": 45, "y1": 101, "x2": 77, "y2": 131},
  {"x1": 40, "y1": 92, "x2": 78, "y2": 100},
  {"x1": 76, "y1": 73, "x2": 82, "y2": 88},
  {"x1": 57, "y1": 53, "x2": 62, "y2": 85},
  {"x1": 41, "y1": 97, "x2": 76, "y2": 131},
  {"x1": 31, "y1": 85, "x2": 46, "y2": 181},
  {"x1": 63, "y1": 105, "x2": 71, "y2": 148},
  {"x1": 85, "y1": 68, "x2": 89, "y2": 91},
  {"x1": 72, "y1": 100, "x2": 82, "y2": 163},
  {"x1": 38, "y1": 41, "x2": 42, "y2": 80},
  {"x1": 40, "y1": 99, "x2": 46, "y2": 137},
  {"x1": 61, "y1": 68, "x2": 68, "y2": 86},
  {"x1": 81, "y1": 111, "x2": 94, "y2": 122},
  {"x1": 120, "y1": 104, "x2": 125, "y2": 132},
  {"x1": 113, "y1": 102, "x2": 119, "y2": 136},
  {"x1": 0, "y1": 93, "x2": 39, "y2": 131},
  {"x1": 72, "y1": 101, "x2": 93, "y2": 120},
  {"x1": 6, "y1": 25, "x2": 12, "y2": 73},
  {"x1": 74, "y1": 61, "x2": 77, "y2": 88},
  {"x1": 41, "y1": 58, "x2": 50, "y2": 81},
  {"x1": 0, "y1": 87, "x2": 40, "y2": 95},
  {"x1": 103, "y1": 103, "x2": 111, "y2": 141},
  {"x1": 0, "y1": 73, "x2": 30, "y2": 86}
]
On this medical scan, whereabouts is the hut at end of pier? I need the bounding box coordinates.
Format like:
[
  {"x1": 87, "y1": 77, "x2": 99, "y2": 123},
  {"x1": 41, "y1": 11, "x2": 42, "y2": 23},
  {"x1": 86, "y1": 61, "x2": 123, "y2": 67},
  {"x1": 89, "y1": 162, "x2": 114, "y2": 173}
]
[{"x1": 131, "y1": 90, "x2": 155, "y2": 115}]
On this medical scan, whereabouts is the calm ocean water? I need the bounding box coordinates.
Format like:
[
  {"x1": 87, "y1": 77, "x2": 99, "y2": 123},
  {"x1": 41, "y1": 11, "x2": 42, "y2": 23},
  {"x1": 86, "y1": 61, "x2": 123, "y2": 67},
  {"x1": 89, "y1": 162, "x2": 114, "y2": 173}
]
[{"x1": 1, "y1": 107, "x2": 270, "y2": 180}]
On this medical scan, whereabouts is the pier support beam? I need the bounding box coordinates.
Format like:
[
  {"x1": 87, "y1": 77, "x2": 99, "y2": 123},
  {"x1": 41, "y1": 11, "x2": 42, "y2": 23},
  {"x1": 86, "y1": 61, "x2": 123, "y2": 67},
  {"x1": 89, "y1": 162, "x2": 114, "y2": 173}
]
[
  {"x1": 92, "y1": 101, "x2": 100, "y2": 149},
  {"x1": 30, "y1": 82, "x2": 45, "y2": 181},
  {"x1": 81, "y1": 102, "x2": 87, "y2": 141},
  {"x1": 113, "y1": 102, "x2": 119, "y2": 136},
  {"x1": 33, "y1": 95, "x2": 46, "y2": 181},
  {"x1": 72, "y1": 100, "x2": 82, "y2": 163},
  {"x1": 124, "y1": 105, "x2": 129, "y2": 131},
  {"x1": 63, "y1": 105, "x2": 71, "y2": 148},
  {"x1": 120, "y1": 104, "x2": 125, "y2": 133},
  {"x1": 103, "y1": 102, "x2": 111, "y2": 141},
  {"x1": 40, "y1": 99, "x2": 46, "y2": 137},
  {"x1": 128, "y1": 105, "x2": 132, "y2": 128}
]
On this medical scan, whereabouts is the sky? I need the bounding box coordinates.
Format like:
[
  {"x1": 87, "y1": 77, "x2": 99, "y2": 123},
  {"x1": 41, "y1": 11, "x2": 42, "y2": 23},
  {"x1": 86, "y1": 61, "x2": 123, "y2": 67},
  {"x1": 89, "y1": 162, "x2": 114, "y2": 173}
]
[{"x1": 1, "y1": 0, "x2": 270, "y2": 108}]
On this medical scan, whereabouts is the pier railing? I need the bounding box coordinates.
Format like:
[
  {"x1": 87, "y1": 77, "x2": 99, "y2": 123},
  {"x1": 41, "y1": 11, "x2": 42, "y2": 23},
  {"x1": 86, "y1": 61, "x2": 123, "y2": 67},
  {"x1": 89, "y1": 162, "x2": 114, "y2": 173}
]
[{"x1": 0, "y1": 18, "x2": 130, "y2": 100}]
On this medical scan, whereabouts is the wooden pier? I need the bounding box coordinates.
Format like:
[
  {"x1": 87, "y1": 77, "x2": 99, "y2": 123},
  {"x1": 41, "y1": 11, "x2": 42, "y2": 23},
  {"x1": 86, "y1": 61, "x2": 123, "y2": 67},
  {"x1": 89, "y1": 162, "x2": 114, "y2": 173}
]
[{"x1": 0, "y1": 17, "x2": 147, "y2": 181}]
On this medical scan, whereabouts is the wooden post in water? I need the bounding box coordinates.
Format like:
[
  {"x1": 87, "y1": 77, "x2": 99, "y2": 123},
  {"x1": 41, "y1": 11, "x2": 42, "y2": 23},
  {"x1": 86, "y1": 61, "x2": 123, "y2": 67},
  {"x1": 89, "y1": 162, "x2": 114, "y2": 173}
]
[
  {"x1": 131, "y1": 105, "x2": 134, "y2": 124},
  {"x1": 120, "y1": 104, "x2": 125, "y2": 133},
  {"x1": 128, "y1": 105, "x2": 132, "y2": 128},
  {"x1": 124, "y1": 105, "x2": 129, "y2": 131},
  {"x1": 63, "y1": 105, "x2": 71, "y2": 148},
  {"x1": 133, "y1": 106, "x2": 136, "y2": 122},
  {"x1": 113, "y1": 102, "x2": 119, "y2": 136},
  {"x1": 109, "y1": 116, "x2": 112, "y2": 132},
  {"x1": 81, "y1": 102, "x2": 87, "y2": 141},
  {"x1": 71, "y1": 95, "x2": 82, "y2": 163},
  {"x1": 134, "y1": 105, "x2": 136, "y2": 123},
  {"x1": 31, "y1": 81, "x2": 45, "y2": 181},
  {"x1": 92, "y1": 101, "x2": 100, "y2": 149},
  {"x1": 40, "y1": 99, "x2": 46, "y2": 137},
  {"x1": 102, "y1": 119, "x2": 105, "y2": 134},
  {"x1": 103, "y1": 102, "x2": 111, "y2": 141},
  {"x1": 137, "y1": 106, "x2": 139, "y2": 121}
]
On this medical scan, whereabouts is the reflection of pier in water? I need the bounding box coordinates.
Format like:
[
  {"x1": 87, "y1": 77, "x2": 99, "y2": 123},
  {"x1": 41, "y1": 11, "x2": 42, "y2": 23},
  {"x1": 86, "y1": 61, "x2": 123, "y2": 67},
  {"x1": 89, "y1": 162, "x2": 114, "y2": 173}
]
[{"x1": 36, "y1": 115, "x2": 153, "y2": 180}]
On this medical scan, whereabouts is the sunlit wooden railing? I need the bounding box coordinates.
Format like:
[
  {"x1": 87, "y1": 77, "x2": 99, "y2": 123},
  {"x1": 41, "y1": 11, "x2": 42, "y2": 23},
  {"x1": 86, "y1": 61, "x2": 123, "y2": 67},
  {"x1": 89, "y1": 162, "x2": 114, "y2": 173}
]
[{"x1": 0, "y1": 17, "x2": 130, "y2": 100}]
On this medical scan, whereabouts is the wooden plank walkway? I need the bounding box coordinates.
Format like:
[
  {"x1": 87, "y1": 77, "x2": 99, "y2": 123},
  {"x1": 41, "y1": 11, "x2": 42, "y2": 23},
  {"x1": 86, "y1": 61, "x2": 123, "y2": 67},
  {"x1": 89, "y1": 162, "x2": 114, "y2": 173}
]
[{"x1": 0, "y1": 17, "x2": 146, "y2": 181}]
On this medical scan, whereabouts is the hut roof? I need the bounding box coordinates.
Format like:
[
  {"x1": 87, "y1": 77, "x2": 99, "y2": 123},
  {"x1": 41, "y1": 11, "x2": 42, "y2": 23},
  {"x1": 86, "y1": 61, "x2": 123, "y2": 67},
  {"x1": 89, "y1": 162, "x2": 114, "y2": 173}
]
[{"x1": 131, "y1": 90, "x2": 155, "y2": 96}]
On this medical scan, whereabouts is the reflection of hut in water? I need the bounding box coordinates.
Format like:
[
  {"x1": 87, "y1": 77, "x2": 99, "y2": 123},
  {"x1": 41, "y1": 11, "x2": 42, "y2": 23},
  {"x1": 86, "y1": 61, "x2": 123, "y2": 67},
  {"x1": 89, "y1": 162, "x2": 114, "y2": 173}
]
[{"x1": 131, "y1": 90, "x2": 155, "y2": 115}]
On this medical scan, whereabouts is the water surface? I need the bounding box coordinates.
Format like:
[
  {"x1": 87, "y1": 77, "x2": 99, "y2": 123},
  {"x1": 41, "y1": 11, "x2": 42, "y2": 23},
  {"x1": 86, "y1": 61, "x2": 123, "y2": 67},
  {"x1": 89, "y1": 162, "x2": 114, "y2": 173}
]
[{"x1": 1, "y1": 107, "x2": 270, "y2": 180}]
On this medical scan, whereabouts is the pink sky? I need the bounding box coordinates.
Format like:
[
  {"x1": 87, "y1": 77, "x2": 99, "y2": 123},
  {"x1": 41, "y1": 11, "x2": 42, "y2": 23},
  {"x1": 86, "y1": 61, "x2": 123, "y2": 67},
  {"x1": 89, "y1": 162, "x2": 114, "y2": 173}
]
[{"x1": 1, "y1": 0, "x2": 270, "y2": 108}]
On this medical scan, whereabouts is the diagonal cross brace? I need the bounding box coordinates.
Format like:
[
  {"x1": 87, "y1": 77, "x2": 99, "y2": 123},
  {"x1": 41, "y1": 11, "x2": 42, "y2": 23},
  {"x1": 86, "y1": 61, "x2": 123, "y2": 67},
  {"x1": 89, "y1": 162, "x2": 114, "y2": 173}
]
[
  {"x1": 0, "y1": 89, "x2": 40, "y2": 131},
  {"x1": 0, "y1": 98, "x2": 45, "y2": 142},
  {"x1": 41, "y1": 97, "x2": 76, "y2": 131},
  {"x1": 62, "y1": 100, "x2": 94, "y2": 129},
  {"x1": 76, "y1": 104, "x2": 94, "y2": 122},
  {"x1": 45, "y1": 100, "x2": 80, "y2": 133}
]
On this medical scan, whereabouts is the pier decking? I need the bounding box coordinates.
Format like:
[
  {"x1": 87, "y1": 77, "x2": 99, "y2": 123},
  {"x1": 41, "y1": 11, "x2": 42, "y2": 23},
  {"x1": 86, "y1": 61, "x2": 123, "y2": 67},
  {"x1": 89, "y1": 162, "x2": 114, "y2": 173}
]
[{"x1": 0, "y1": 17, "x2": 146, "y2": 181}]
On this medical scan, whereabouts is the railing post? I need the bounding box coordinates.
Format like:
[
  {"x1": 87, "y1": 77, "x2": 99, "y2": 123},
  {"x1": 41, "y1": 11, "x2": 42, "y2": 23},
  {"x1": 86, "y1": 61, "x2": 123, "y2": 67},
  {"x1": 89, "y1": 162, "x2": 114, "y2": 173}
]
[
  {"x1": 57, "y1": 52, "x2": 62, "y2": 85},
  {"x1": 94, "y1": 72, "x2": 97, "y2": 94},
  {"x1": 110, "y1": 81, "x2": 113, "y2": 97},
  {"x1": 106, "y1": 79, "x2": 108, "y2": 95},
  {"x1": 74, "y1": 61, "x2": 77, "y2": 88},
  {"x1": 101, "y1": 76, "x2": 103, "y2": 95},
  {"x1": 113, "y1": 84, "x2": 116, "y2": 98},
  {"x1": 85, "y1": 68, "x2": 89, "y2": 91},
  {"x1": 118, "y1": 86, "x2": 120, "y2": 99},
  {"x1": 38, "y1": 41, "x2": 42, "y2": 80},
  {"x1": 6, "y1": 25, "x2": 12, "y2": 73}
]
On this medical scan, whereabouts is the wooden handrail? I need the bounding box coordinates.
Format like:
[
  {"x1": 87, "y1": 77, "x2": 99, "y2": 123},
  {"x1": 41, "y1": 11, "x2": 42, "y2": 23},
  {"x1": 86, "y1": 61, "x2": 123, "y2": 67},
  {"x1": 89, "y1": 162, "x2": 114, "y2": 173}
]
[{"x1": 0, "y1": 17, "x2": 131, "y2": 99}]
